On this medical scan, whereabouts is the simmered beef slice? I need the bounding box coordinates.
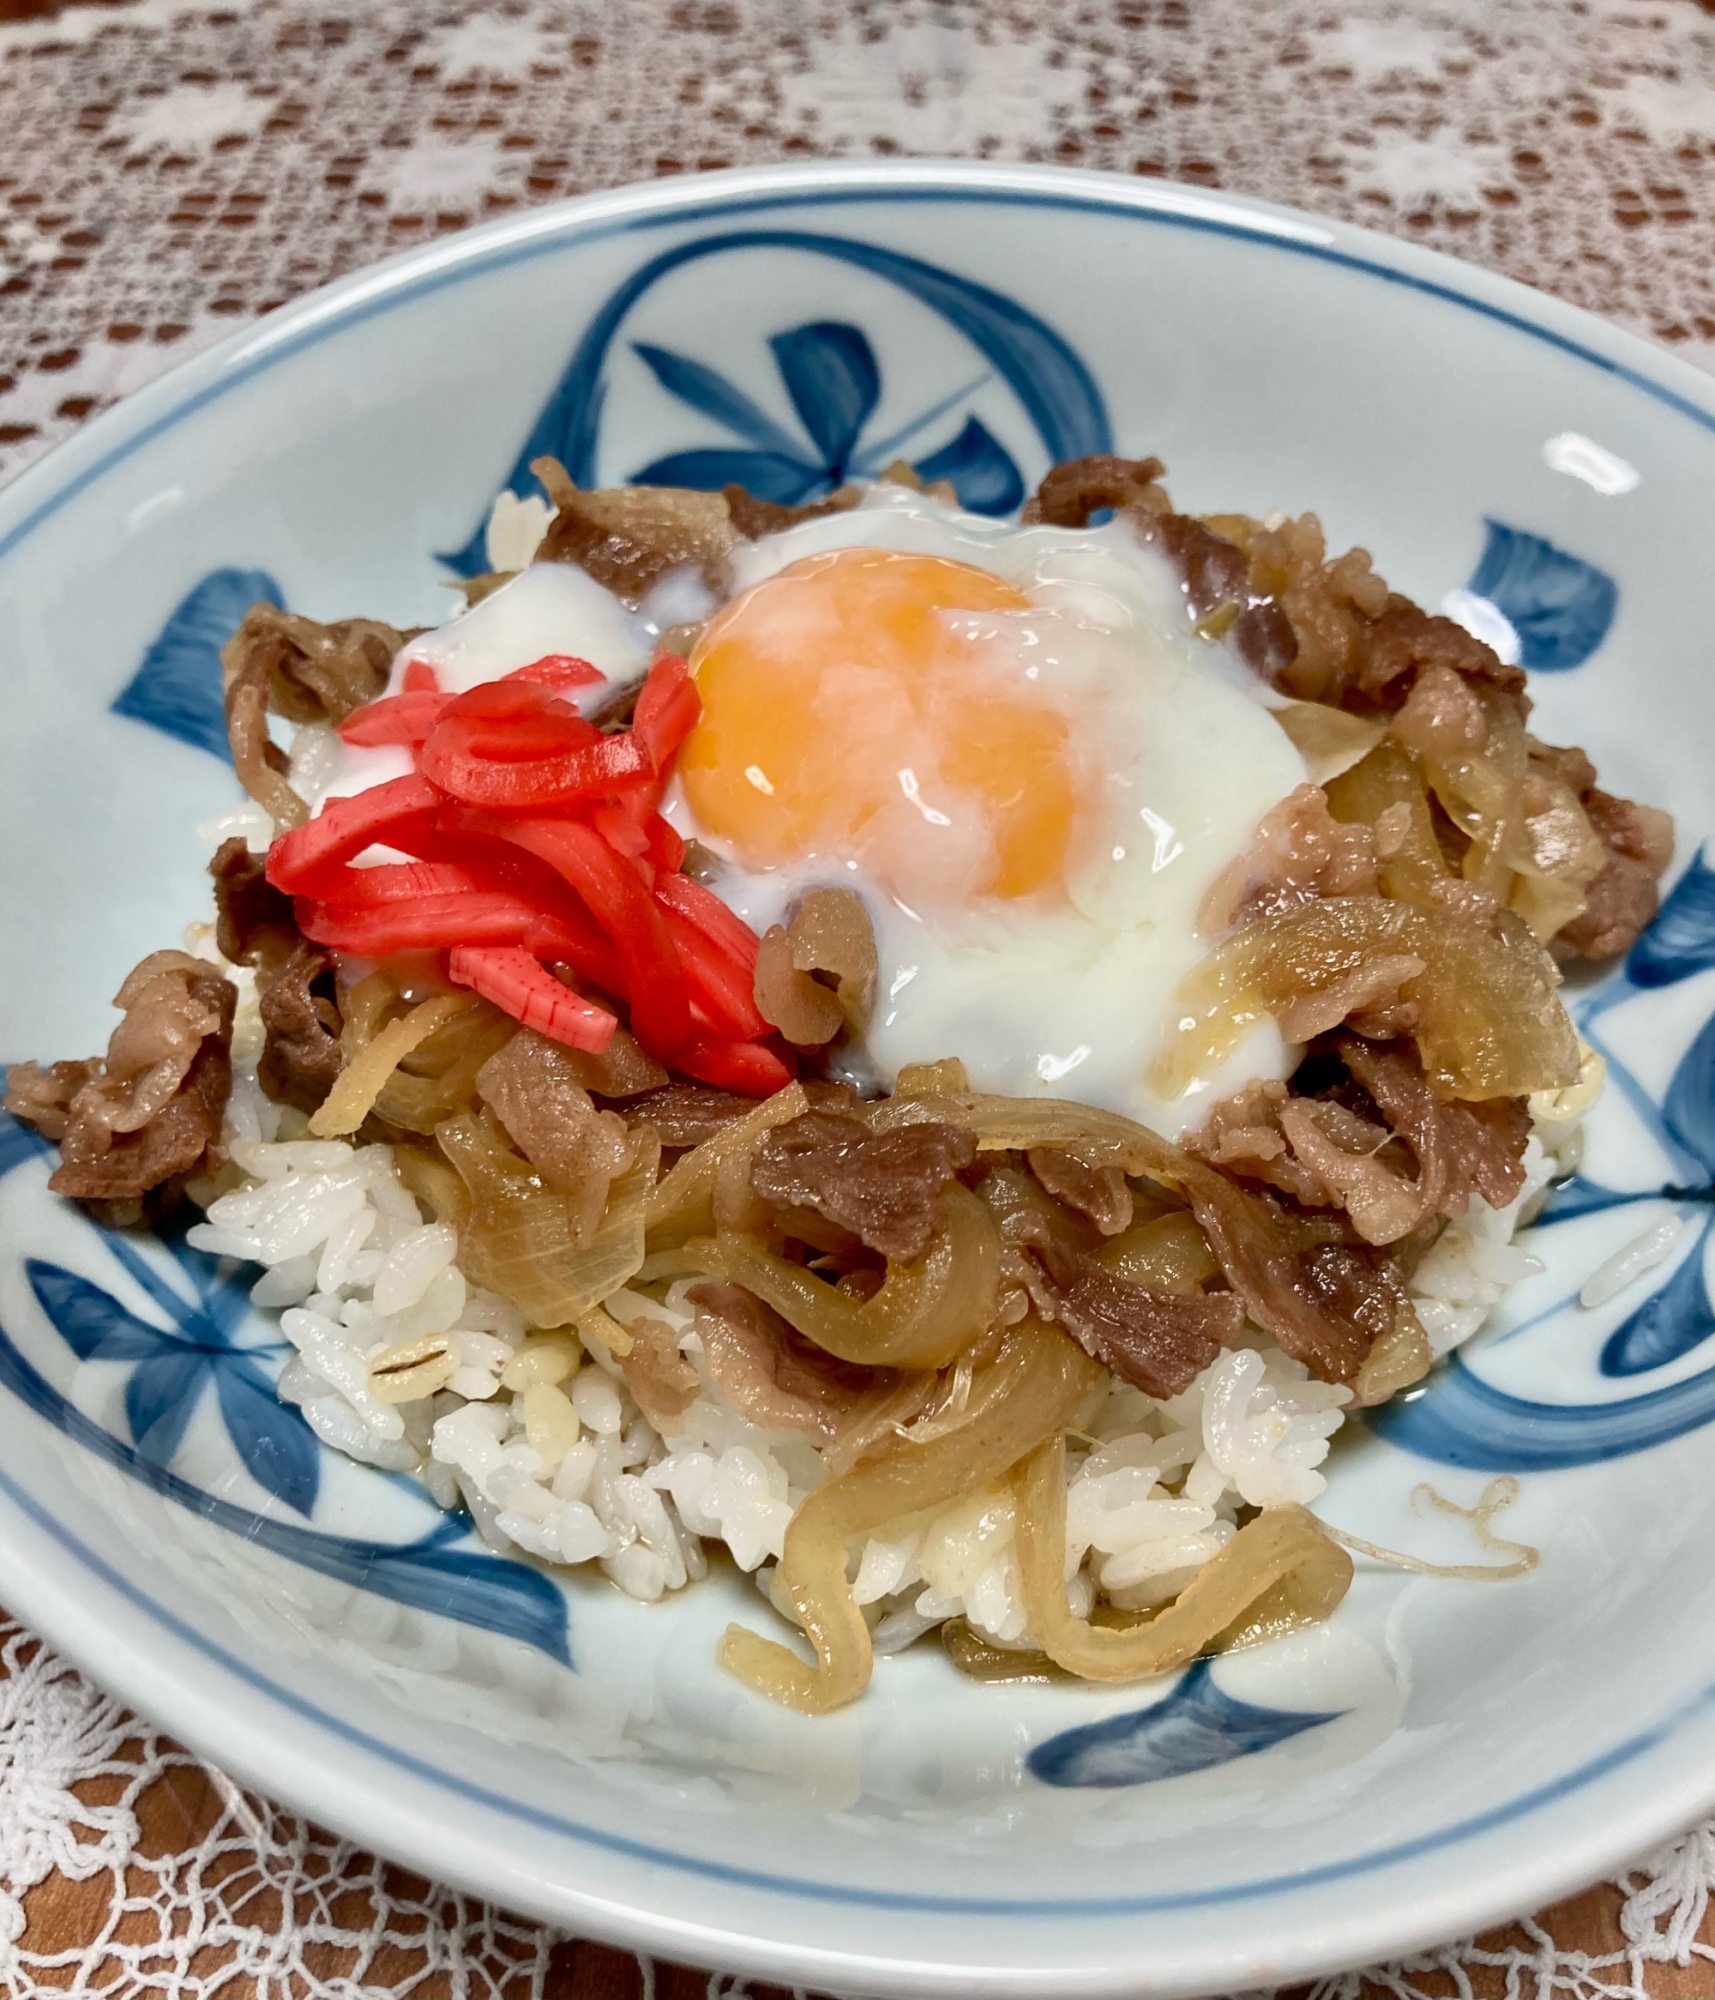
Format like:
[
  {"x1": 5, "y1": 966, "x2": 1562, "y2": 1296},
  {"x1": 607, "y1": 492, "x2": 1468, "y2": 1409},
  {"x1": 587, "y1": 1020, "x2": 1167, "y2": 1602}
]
[
  {"x1": 721, "y1": 483, "x2": 860, "y2": 541},
  {"x1": 221, "y1": 603, "x2": 405, "y2": 827},
  {"x1": 1203, "y1": 783, "x2": 1380, "y2": 933},
  {"x1": 1334, "y1": 1035, "x2": 1529, "y2": 1218},
  {"x1": 687, "y1": 1281, "x2": 875, "y2": 1441},
  {"x1": 1554, "y1": 783, "x2": 1675, "y2": 962},
  {"x1": 616, "y1": 1314, "x2": 702, "y2": 1428},
  {"x1": 1200, "y1": 507, "x2": 1528, "y2": 715},
  {"x1": 1026, "y1": 1145, "x2": 1133, "y2": 1236},
  {"x1": 1190, "y1": 1038, "x2": 1528, "y2": 1250},
  {"x1": 220, "y1": 603, "x2": 401, "y2": 726},
  {"x1": 1163, "y1": 1154, "x2": 1398, "y2": 1383},
  {"x1": 256, "y1": 943, "x2": 343, "y2": 1113},
  {"x1": 1020, "y1": 1233, "x2": 1242, "y2": 1399},
  {"x1": 622, "y1": 1082, "x2": 759, "y2": 1147},
  {"x1": 476, "y1": 1029, "x2": 633, "y2": 1244},
  {"x1": 527, "y1": 458, "x2": 863, "y2": 603},
  {"x1": 5, "y1": 951, "x2": 235, "y2": 1227},
  {"x1": 535, "y1": 481, "x2": 736, "y2": 602},
  {"x1": 209, "y1": 837, "x2": 298, "y2": 969},
  {"x1": 1022, "y1": 454, "x2": 1171, "y2": 526},
  {"x1": 1351, "y1": 597, "x2": 1527, "y2": 713},
  {"x1": 1021, "y1": 455, "x2": 1296, "y2": 678},
  {"x1": 750, "y1": 1109, "x2": 975, "y2": 1262}
]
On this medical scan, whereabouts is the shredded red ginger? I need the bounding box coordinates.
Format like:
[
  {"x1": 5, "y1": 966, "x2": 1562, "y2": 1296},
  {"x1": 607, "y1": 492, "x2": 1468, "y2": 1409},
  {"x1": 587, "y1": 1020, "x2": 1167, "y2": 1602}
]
[{"x1": 264, "y1": 649, "x2": 793, "y2": 1097}]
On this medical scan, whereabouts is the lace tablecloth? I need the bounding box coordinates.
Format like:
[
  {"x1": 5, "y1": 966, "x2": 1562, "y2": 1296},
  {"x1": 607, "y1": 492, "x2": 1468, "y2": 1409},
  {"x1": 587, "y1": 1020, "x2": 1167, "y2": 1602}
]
[{"x1": 6, "y1": 0, "x2": 1715, "y2": 1992}]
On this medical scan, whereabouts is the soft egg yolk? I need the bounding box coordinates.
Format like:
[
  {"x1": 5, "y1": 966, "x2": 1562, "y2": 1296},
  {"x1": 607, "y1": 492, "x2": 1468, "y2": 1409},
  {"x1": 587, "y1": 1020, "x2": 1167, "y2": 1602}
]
[{"x1": 681, "y1": 547, "x2": 1078, "y2": 902}]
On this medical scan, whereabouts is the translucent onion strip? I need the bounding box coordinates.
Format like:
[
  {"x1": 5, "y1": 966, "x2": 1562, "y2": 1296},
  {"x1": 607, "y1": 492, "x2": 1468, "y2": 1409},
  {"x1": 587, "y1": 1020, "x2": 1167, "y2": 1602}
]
[
  {"x1": 1013, "y1": 1436, "x2": 1353, "y2": 1680},
  {"x1": 719, "y1": 1321, "x2": 1101, "y2": 1713},
  {"x1": 701, "y1": 1182, "x2": 1001, "y2": 1370},
  {"x1": 1146, "y1": 896, "x2": 1579, "y2": 1102},
  {"x1": 308, "y1": 994, "x2": 475, "y2": 1138},
  {"x1": 1271, "y1": 701, "x2": 1385, "y2": 785},
  {"x1": 438, "y1": 1109, "x2": 660, "y2": 1327},
  {"x1": 645, "y1": 1083, "x2": 809, "y2": 1249}
]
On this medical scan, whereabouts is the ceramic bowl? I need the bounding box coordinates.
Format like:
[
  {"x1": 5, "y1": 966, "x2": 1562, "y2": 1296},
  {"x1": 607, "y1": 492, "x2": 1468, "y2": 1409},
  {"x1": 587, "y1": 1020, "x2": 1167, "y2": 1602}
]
[{"x1": 3, "y1": 161, "x2": 1715, "y2": 2000}]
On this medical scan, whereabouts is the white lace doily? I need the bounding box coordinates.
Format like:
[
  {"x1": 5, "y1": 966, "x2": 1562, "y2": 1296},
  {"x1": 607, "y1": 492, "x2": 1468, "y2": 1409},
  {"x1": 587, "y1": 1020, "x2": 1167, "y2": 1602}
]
[
  {"x1": 5, "y1": 0, "x2": 1715, "y2": 482},
  {"x1": 6, "y1": 0, "x2": 1715, "y2": 1992},
  {"x1": 2, "y1": 1614, "x2": 1714, "y2": 2000}
]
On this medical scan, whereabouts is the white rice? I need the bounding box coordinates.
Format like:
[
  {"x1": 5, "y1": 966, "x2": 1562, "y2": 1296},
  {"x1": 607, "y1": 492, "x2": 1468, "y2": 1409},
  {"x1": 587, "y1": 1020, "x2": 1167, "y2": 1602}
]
[
  {"x1": 179, "y1": 960, "x2": 1570, "y2": 1647},
  {"x1": 1579, "y1": 1213, "x2": 1685, "y2": 1310},
  {"x1": 1403, "y1": 1136, "x2": 1554, "y2": 1356}
]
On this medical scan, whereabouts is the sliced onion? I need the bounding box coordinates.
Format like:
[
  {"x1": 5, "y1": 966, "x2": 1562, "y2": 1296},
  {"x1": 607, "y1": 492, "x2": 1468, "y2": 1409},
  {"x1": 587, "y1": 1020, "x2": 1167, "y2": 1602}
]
[
  {"x1": 706, "y1": 1182, "x2": 1001, "y2": 1370},
  {"x1": 390, "y1": 1139, "x2": 471, "y2": 1228},
  {"x1": 1271, "y1": 701, "x2": 1385, "y2": 784},
  {"x1": 1012, "y1": 1436, "x2": 1352, "y2": 1680},
  {"x1": 1094, "y1": 1211, "x2": 1217, "y2": 1291},
  {"x1": 438, "y1": 1108, "x2": 659, "y2": 1326},
  {"x1": 717, "y1": 1320, "x2": 1100, "y2": 1713},
  {"x1": 1149, "y1": 896, "x2": 1578, "y2": 1102},
  {"x1": 308, "y1": 994, "x2": 475, "y2": 1138},
  {"x1": 1325, "y1": 739, "x2": 1451, "y2": 907},
  {"x1": 1349, "y1": 1309, "x2": 1433, "y2": 1406}
]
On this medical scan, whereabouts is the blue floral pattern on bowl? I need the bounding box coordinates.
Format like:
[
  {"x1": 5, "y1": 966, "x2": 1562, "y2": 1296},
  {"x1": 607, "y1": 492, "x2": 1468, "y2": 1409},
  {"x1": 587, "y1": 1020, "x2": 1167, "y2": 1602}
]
[
  {"x1": 1371, "y1": 852, "x2": 1715, "y2": 1470},
  {"x1": 630, "y1": 318, "x2": 1025, "y2": 513},
  {"x1": 109, "y1": 568, "x2": 281, "y2": 758},
  {"x1": 1463, "y1": 520, "x2": 1617, "y2": 672},
  {"x1": 28, "y1": 1215, "x2": 317, "y2": 1514},
  {"x1": 1028, "y1": 1657, "x2": 1348, "y2": 1789},
  {"x1": 437, "y1": 227, "x2": 1114, "y2": 574},
  {"x1": 0, "y1": 1116, "x2": 571, "y2": 1665}
]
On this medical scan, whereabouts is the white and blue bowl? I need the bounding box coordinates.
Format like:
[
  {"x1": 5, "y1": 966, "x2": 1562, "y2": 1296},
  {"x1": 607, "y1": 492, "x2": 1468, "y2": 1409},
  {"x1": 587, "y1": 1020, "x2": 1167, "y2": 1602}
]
[{"x1": 3, "y1": 162, "x2": 1715, "y2": 1999}]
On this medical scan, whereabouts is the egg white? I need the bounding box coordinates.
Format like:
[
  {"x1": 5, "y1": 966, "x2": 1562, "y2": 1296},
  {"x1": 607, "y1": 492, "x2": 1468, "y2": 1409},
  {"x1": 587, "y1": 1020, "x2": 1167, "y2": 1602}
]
[{"x1": 673, "y1": 486, "x2": 1310, "y2": 1137}]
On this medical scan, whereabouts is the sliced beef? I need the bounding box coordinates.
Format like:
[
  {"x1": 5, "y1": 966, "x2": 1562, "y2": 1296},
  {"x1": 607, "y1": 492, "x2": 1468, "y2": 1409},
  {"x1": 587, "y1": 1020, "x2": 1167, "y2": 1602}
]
[
  {"x1": 1025, "y1": 1145, "x2": 1133, "y2": 1236},
  {"x1": 1206, "y1": 508, "x2": 1527, "y2": 715},
  {"x1": 721, "y1": 483, "x2": 860, "y2": 541},
  {"x1": 1020, "y1": 1233, "x2": 1242, "y2": 1398},
  {"x1": 256, "y1": 942, "x2": 343, "y2": 1114},
  {"x1": 220, "y1": 602, "x2": 405, "y2": 827},
  {"x1": 1020, "y1": 454, "x2": 1297, "y2": 677},
  {"x1": 221, "y1": 603, "x2": 401, "y2": 725},
  {"x1": 1354, "y1": 597, "x2": 1527, "y2": 713},
  {"x1": 1190, "y1": 1078, "x2": 1327, "y2": 1206},
  {"x1": 1190, "y1": 1037, "x2": 1528, "y2": 1251},
  {"x1": 1555, "y1": 786, "x2": 1676, "y2": 961},
  {"x1": 687, "y1": 1280, "x2": 875, "y2": 1441},
  {"x1": 476, "y1": 1028, "x2": 633, "y2": 1243},
  {"x1": 1520, "y1": 737, "x2": 1672, "y2": 961},
  {"x1": 617, "y1": 1314, "x2": 702, "y2": 1427},
  {"x1": 750, "y1": 1109, "x2": 975, "y2": 1263},
  {"x1": 5, "y1": 950, "x2": 235, "y2": 1227},
  {"x1": 530, "y1": 454, "x2": 736, "y2": 602},
  {"x1": 1178, "y1": 1165, "x2": 1405, "y2": 1382},
  {"x1": 623, "y1": 1082, "x2": 760, "y2": 1147},
  {"x1": 1389, "y1": 658, "x2": 1491, "y2": 761},
  {"x1": 1335, "y1": 1034, "x2": 1529, "y2": 1219},
  {"x1": 209, "y1": 836, "x2": 297, "y2": 969},
  {"x1": 1021, "y1": 453, "x2": 1170, "y2": 526},
  {"x1": 1201, "y1": 782, "x2": 1379, "y2": 932},
  {"x1": 4, "y1": 1060, "x2": 97, "y2": 1144}
]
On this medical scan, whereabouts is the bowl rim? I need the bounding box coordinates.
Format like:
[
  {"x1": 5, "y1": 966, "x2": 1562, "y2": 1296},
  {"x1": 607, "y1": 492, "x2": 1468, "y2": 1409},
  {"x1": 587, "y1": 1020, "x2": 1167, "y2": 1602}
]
[{"x1": 5, "y1": 156, "x2": 1715, "y2": 1998}]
